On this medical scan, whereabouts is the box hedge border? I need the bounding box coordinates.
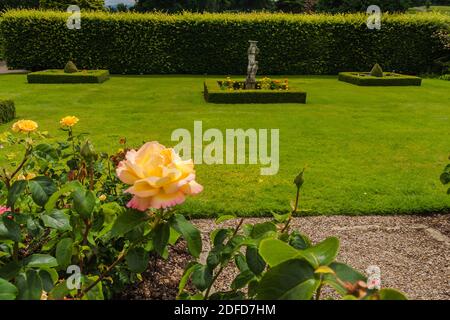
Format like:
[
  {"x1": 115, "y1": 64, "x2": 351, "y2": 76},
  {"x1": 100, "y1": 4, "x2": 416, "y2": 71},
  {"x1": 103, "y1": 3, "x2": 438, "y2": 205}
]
[
  {"x1": 27, "y1": 69, "x2": 110, "y2": 83},
  {"x1": 204, "y1": 81, "x2": 307, "y2": 104},
  {"x1": 1, "y1": 10, "x2": 449, "y2": 75},
  {"x1": 0, "y1": 99, "x2": 15, "y2": 124},
  {"x1": 338, "y1": 72, "x2": 422, "y2": 86}
]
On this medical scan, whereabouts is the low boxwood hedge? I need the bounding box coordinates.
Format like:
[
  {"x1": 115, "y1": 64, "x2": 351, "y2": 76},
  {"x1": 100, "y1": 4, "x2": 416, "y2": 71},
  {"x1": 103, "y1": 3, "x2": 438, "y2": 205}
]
[
  {"x1": 338, "y1": 72, "x2": 422, "y2": 86},
  {"x1": 1, "y1": 10, "x2": 449, "y2": 75},
  {"x1": 204, "y1": 81, "x2": 307, "y2": 104},
  {"x1": 27, "y1": 69, "x2": 110, "y2": 83},
  {"x1": 0, "y1": 99, "x2": 15, "y2": 124}
]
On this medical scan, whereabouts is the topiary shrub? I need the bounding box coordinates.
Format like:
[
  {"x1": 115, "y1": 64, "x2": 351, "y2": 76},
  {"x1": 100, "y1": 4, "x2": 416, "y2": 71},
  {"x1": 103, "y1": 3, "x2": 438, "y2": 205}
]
[
  {"x1": 64, "y1": 60, "x2": 78, "y2": 73},
  {"x1": 370, "y1": 63, "x2": 384, "y2": 77},
  {"x1": 0, "y1": 99, "x2": 15, "y2": 124}
]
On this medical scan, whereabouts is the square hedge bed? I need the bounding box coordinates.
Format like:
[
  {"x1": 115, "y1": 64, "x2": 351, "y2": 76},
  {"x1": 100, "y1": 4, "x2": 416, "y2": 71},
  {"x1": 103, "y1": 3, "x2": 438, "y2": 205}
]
[
  {"x1": 338, "y1": 72, "x2": 422, "y2": 86},
  {"x1": 204, "y1": 81, "x2": 307, "y2": 104},
  {"x1": 0, "y1": 99, "x2": 15, "y2": 124},
  {"x1": 27, "y1": 70, "x2": 110, "y2": 84}
]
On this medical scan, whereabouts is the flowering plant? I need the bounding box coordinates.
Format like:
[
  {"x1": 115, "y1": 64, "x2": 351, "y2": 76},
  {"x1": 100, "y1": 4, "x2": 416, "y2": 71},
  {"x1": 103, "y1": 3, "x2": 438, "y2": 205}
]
[
  {"x1": 0, "y1": 117, "x2": 202, "y2": 300},
  {"x1": 179, "y1": 170, "x2": 407, "y2": 301},
  {"x1": 218, "y1": 77, "x2": 289, "y2": 91}
]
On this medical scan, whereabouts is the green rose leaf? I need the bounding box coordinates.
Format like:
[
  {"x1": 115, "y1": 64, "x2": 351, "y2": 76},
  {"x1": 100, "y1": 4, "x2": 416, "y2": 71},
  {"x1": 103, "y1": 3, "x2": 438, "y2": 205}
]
[
  {"x1": 16, "y1": 270, "x2": 43, "y2": 300},
  {"x1": 323, "y1": 262, "x2": 367, "y2": 295},
  {"x1": 110, "y1": 209, "x2": 149, "y2": 237},
  {"x1": 169, "y1": 214, "x2": 202, "y2": 258},
  {"x1": 191, "y1": 265, "x2": 213, "y2": 292},
  {"x1": 125, "y1": 247, "x2": 150, "y2": 273},
  {"x1": 0, "y1": 278, "x2": 18, "y2": 300},
  {"x1": 250, "y1": 221, "x2": 277, "y2": 239},
  {"x1": 56, "y1": 238, "x2": 74, "y2": 269},
  {"x1": 73, "y1": 189, "x2": 96, "y2": 219},
  {"x1": 178, "y1": 262, "x2": 201, "y2": 296},
  {"x1": 246, "y1": 246, "x2": 266, "y2": 275},
  {"x1": 297, "y1": 237, "x2": 340, "y2": 269},
  {"x1": 215, "y1": 214, "x2": 236, "y2": 224},
  {"x1": 256, "y1": 259, "x2": 317, "y2": 300},
  {"x1": 25, "y1": 254, "x2": 58, "y2": 268},
  {"x1": 378, "y1": 288, "x2": 408, "y2": 300},
  {"x1": 231, "y1": 269, "x2": 255, "y2": 290},
  {"x1": 0, "y1": 216, "x2": 21, "y2": 242},
  {"x1": 259, "y1": 238, "x2": 299, "y2": 267},
  {"x1": 29, "y1": 176, "x2": 57, "y2": 207},
  {"x1": 45, "y1": 181, "x2": 82, "y2": 212},
  {"x1": 152, "y1": 222, "x2": 170, "y2": 257},
  {"x1": 0, "y1": 261, "x2": 21, "y2": 280},
  {"x1": 41, "y1": 210, "x2": 72, "y2": 231},
  {"x1": 7, "y1": 180, "x2": 27, "y2": 208}
]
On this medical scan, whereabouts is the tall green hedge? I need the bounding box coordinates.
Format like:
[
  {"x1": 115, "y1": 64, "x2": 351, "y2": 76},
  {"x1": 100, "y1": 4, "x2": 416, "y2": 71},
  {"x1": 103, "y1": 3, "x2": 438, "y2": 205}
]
[{"x1": 1, "y1": 10, "x2": 449, "y2": 75}]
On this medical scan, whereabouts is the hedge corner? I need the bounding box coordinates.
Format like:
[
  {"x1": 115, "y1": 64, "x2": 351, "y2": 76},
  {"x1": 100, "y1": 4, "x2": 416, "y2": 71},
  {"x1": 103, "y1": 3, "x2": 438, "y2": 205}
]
[
  {"x1": 27, "y1": 70, "x2": 110, "y2": 84},
  {"x1": 204, "y1": 81, "x2": 307, "y2": 104},
  {"x1": 338, "y1": 72, "x2": 422, "y2": 86},
  {"x1": 0, "y1": 99, "x2": 16, "y2": 124}
]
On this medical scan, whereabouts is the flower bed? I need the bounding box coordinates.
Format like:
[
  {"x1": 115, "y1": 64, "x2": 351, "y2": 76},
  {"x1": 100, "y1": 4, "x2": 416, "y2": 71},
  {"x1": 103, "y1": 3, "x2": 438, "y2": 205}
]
[
  {"x1": 27, "y1": 70, "x2": 110, "y2": 84},
  {"x1": 338, "y1": 72, "x2": 422, "y2": 86},
  {"x1": 0, "y1": 99, "x2": 15, "y2": 124},
  {"x1": 204, "y1": 79, "x2": 307, "y2": 104}
]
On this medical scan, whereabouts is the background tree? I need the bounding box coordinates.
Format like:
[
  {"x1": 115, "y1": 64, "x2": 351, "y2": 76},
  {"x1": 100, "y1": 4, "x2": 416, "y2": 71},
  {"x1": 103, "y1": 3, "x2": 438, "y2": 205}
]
[
  {"x1": 316, "y1": 0, "x2": 413, "y2": 13},
  {"x1": 39, "y1": 0, "x2": 105, "y2": 10},
  {"x1": 275, "y1": 0, "x2": 306, "y2": 13},
  {"x1": 0, "y1": 0, "x2": 39, "y2": 11}
]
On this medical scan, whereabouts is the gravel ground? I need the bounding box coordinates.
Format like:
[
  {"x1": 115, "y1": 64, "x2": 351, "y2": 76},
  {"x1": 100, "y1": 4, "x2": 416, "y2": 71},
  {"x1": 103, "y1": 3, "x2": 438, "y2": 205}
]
[{"x1": 121, "y1": 214, "x2": 450, "y2": 300}]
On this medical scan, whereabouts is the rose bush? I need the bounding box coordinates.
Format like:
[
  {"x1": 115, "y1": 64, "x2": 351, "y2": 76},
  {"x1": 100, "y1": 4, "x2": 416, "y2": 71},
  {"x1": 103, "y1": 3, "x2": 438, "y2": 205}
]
[
  {"x1": 0, "y1": 117, "x2": 202, "y2": 300},
  {"x1": 179, "y1": 170, "x2": 408, "y2": 300}
]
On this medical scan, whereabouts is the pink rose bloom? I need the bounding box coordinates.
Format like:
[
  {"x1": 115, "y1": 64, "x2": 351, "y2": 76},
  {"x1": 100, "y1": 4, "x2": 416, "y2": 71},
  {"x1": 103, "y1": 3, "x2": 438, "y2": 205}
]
[
  {"x1": 116, "y1": 142, "x2": 203, "y2": 211},
  {"x1": 0, "y1": 206, "x2": 11, "y2": 216}
]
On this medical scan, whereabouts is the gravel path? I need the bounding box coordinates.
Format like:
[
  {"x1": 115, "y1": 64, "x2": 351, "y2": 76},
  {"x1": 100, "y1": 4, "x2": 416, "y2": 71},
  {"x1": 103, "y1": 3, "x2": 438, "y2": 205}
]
[
  {"x1": 122, "y1": 214, "x2": 449, "y2": 300},
  {"x1": 195, "y1": 214, "x2": 450, "y2": 300}
]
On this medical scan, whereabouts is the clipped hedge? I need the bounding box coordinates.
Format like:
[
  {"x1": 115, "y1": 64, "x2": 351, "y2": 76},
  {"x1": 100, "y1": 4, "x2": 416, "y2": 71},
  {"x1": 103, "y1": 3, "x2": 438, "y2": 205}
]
[
  {"x1": 204, "y1": 81, "x2": 307, "y2": 103},
  {"x1": 27, "y1": 69, "x2": 110, "y2": 83},
  {"x1": 1, "y1": 10, "x2": 450, "y2": 75},
  {"x1": 0, "y1": 99, "x2": 15, "y2": 124},
  {"x1": 338, "y1": 72, "x2": 423, "y2": 86}
]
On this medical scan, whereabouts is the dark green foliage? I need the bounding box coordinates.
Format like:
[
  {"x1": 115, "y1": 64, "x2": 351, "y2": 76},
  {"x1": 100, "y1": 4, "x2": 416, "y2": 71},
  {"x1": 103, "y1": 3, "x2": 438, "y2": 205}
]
[
  {"x1": 370, "y1": 63, "x2": 383, "y2": 77},
  {"x1": 64, "y1": 61, "x2": 78, "y2": 73},
  {"x1": 338, "y1": 72, "x2": 422, "y2": 86},
  {"x1": 39, "y1": 0, "x2": 105, "y2": 10},
  {"x1": 0, "y1": 0, "x2": 39, "y2": 11},
  {"x1": 0, "y1": 99, "x2": 15, "y2": 124},
  {"x1": 275, "y1": 0, "x2": 306, "y2": 12},
  {"x1": 1, "y1": 11, "x2": 449, "y2": 75},
  {"x1": 135, "y1": 0, "x2": 274, "y2": 12},
  {"x1": 27, "y1": 69, "x2": 110, "y2": 83},
  {"x1": 204, "y1": 81, "x2": 307, "y2": 103},
  {"x1": 316, "y1": 0, "x2": 413, "y2": 13}
]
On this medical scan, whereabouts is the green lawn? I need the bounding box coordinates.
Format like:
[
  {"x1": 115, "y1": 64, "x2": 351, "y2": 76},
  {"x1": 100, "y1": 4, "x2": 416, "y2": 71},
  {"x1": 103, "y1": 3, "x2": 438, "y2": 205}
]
[{"x1": 1, "y1": 74, "x2": 450, "y2": 217}]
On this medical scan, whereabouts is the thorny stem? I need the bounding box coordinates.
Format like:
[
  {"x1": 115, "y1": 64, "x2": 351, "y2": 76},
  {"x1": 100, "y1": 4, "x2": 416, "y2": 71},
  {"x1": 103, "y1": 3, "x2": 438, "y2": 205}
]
[
  {"x1": 204, "y1": 218, "x2": 245, "y2": 300},
  {"x1": 5, "y1": 146, "x2": 32, "y2": 189}
]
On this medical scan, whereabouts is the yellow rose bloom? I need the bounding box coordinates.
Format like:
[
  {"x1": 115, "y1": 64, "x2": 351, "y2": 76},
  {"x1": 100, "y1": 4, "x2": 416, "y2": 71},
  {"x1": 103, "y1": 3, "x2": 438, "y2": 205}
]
[
  {"x1": 12, "y1": 120, "x2": 38, "y2": 133},
  {"x1": 60, "y1": 116, "x2": 79, "y2": 127},
  {"x1": 99, "y1": 194, "x2": 107, "y2": 201},
  {"x1": 116, "y1": 142, "x2": 203, "y2": 211}
]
